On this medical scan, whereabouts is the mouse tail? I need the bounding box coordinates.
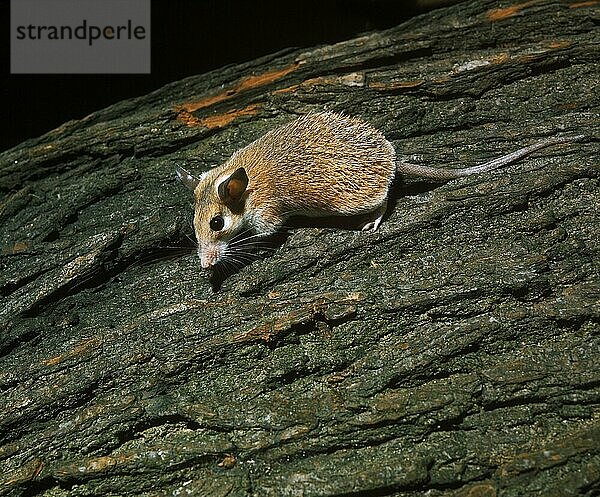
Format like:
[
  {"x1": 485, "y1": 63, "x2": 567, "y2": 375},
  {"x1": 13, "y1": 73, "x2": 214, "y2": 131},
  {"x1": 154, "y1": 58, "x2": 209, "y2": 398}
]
[{"x1": 396, "y1": 134, "x2": 584, "y2": 181}]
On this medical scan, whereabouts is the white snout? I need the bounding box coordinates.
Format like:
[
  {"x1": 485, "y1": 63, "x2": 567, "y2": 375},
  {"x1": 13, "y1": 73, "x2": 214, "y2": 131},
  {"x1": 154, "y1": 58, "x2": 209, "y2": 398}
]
[{"x1": 198, "y1": 242, "x2": 225, "y2": 268}]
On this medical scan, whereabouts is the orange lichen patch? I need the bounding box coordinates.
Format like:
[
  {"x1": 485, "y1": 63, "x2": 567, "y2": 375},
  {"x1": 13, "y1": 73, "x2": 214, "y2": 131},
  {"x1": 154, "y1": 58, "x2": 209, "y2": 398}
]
[
  {"x1": 83, "y1": 454, "x2": 135, "y2": 473},
  {"x1": 12, "y1": 241, "x2": 28, "y2": 253},
  {"x1": 454, "y1": 482, "x2": 497, "y2": 497},
  {"x1": 176, "y1": 62, "x2": 298, "y2": 115},
  {"x1": 1, "y1": 241, "x2": 28, "y2": 254},
  {"x1": 433, "y1": 75, "x2": 451, "y2": 84},
  {"x1": 486, "y1": 1, "x2": 537, "y2": 21},
  {"x1": 546, "y1": 40, "x2": 572, "y2": 49},
  {"x1": 368, "y1": 79, "x2": 425, "y2": 91},
  {"x1": 569, "y1": 0, "x2": 597, "y2": 7},
  {"x1": 41, "y1": 337, "x2": 100, "y2": 366},
  {"x1": 272, "y1": 84, "x2": 298, "y2": 94},
  {"x1": 236, "y1": 307, "x2": 314, "y2": 343},
  {"x1": 558, "y1": 102, "x2": 579, "y2": 110},
  {"x1": 326, "y1": 371, "x2": 351, "y2": 383},
  {"x1": 272, "y1": 75, "x2": 332, "y2": 94},
  {"x1": 176, "y1": 110, "x2": 203, "y2": 127},
  {"x1": 274, "y1": 72, "x2": 365, "y2": 94},
  {"x1": 1, "y1": 458, "x2": 44, "y2": 488},
  {"x1": 42, "y1": 355, "x2": 62, "y2": 367},
  {"x1": 234, "y1": 293, "x2": 362, "y2": 343},
  {"x1": 517, "y1": 53, "x2": 541, "y2": 63},
  {"x1": 490, "y1": 53, "x2": 510, "y2": 64},
  {"x1": 179, "y1": 90, "x2": 235, "y2": 113},
  {"x1": 54, "y1": 453, "x2": 137, "y2": 478},
  {"x1": 217, "y1": 453, "x2": 236, "y2": 469},
  {"x1": 198, "y1": 103, "x2": 261, "y2": 129},
  {"x1": 228, "y1": 63, "x2": 298, "y2": 94}
]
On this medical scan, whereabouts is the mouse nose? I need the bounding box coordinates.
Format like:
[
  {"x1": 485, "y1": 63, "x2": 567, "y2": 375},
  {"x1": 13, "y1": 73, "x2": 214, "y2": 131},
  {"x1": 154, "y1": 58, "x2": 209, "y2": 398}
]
[
  {"x1": 199, "y1": 251, "x2": 212, "y2": 269},
  {"x1": 198, "y1": 245, "x2": 217, "y2": 268}
]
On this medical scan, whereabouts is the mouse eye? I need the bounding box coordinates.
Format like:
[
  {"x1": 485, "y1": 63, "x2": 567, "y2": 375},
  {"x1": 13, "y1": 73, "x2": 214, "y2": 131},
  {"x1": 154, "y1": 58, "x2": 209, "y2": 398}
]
[{"x1": 209, "y1": 215, "x2": 225, "y2": 231}]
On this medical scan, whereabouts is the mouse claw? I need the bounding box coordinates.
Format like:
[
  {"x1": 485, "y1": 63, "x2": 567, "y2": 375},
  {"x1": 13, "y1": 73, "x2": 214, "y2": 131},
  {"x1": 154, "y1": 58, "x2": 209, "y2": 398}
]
[{"x1": 360, "y1": 200, "x2": 387, "y2": 231}]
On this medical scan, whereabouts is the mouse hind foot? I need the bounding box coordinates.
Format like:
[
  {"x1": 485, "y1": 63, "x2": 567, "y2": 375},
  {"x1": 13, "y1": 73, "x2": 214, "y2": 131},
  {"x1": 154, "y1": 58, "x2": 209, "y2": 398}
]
[{"x1": 360, "y1": 200, "x2": 388, "y2": 231}]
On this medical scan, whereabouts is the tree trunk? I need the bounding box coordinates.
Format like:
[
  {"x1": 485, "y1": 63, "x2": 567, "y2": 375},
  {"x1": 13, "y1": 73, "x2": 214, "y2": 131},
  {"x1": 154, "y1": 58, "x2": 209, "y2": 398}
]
[{"x1": 1, "y1": 1, "x2": 599, "y2": 496}]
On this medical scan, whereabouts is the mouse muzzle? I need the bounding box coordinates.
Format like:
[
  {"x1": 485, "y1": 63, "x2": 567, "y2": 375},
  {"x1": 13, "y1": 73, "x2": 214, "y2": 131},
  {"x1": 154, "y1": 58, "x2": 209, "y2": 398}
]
[{"x1": 198, "y1": 241, "x2": 228, "y2": 268}]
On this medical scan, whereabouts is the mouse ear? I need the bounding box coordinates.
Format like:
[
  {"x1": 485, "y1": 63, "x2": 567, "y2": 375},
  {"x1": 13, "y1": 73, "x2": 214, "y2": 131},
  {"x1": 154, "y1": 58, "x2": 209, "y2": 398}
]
[
  {"x1": 175, "y1": 166, "x2": 200, "y2": 192},
  {"x1": 218, "y1": 167, "x2": 248, "y2": 207}
]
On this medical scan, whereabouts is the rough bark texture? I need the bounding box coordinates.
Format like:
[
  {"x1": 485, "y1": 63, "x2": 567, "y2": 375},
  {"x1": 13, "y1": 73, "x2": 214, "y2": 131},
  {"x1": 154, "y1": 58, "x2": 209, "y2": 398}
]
[{"x1": 1, "y1": 1, "x2": 599, "y2": 496}]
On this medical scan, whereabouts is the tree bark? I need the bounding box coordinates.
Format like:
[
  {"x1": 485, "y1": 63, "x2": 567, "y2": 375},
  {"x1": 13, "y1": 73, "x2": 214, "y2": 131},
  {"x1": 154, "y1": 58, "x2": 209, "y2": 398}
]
[{"x1": 1, "y1": 1, "x2": 599, "y2": 496}]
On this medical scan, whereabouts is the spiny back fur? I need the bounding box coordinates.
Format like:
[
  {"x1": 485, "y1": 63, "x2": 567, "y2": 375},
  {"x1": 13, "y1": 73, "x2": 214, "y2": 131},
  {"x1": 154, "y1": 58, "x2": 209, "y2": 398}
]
[{"x1": 225, "y1": 111, "x2": 396, "y2": 225}]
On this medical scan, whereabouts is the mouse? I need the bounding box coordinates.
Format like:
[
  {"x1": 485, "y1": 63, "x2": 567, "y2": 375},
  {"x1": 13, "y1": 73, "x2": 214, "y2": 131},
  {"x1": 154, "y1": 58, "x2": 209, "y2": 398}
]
[{"x1": 176, "y1": 111, "x2": 583, "y2": 269}]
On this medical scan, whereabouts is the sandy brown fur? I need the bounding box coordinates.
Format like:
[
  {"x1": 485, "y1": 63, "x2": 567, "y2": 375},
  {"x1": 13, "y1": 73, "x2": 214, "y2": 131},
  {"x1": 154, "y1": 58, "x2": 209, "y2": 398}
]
[
  {"x1": 238, "y1": 112, "x2": 395, "y2": 218},
  {"x1": 194, "y1": 112, "x2": 395, "y2": 238}
]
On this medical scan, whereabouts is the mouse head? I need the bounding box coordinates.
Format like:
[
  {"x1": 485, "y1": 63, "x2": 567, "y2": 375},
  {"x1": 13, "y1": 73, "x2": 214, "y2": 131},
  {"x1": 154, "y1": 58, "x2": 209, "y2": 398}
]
[{"x1": 177, "y1": 166, "x2": 249, "y2": 268}]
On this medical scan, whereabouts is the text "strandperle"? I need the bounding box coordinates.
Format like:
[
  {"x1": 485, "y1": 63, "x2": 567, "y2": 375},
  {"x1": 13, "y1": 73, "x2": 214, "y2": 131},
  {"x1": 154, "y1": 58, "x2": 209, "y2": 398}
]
[{"x1": 15, "y1": 19, "x2": 146, "y2": 46}]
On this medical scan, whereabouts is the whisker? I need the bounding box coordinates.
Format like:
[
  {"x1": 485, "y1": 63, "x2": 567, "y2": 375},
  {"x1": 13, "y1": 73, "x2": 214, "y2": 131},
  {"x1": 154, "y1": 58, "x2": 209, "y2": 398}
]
[
  {"x1": 183, "y1": 231, "x2": 197, "y2": 247},
  {"x1": 235, "y1": 241, "x2": 278, "y2": 250},
  {"x1": 227, "y1": 246, "x2": 277, "y2": 260},
  {"x1": 227, "y1": 243, "x2": 273, "y2": 255},
  {"x1": 232, "y1": 227, "x2": 255, "y2": 240},
  {"x1": 229, "y1": 236, "x2": 267, "y2": 247},
  {"x1": 223, "y1": 252, "x2": 249, "y2": 266},
  {"x1": 224, "y1": 251, "x2": 256, "y2": 264},
  {"x1": 149, "y1": 245, "x2": 195, "y2": 251},
  {"x1": 133, "y1": 252, "x2": 195, "y2": 268},
  {"x1": 229, "y1": 254, "x2": 256, "y2": 269},
  {"x1": 229, "y1": 230, "x2": 265, "y2": 245},
  {"x1": 217, "y1": 260, "x2": 238, "y2": 277}
]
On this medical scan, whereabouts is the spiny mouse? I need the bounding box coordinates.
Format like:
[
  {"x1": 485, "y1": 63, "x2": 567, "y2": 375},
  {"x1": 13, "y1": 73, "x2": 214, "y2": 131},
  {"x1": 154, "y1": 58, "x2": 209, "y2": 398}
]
[{"x1": 176, "y1": 111, "x2": 582, "y2": 269}]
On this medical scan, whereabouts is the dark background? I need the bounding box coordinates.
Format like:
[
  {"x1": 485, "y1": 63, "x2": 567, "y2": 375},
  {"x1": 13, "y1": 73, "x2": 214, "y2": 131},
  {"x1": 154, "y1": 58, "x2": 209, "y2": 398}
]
[{"x1": 2, "y1": 0, "x2": 428, "y2": 152}]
